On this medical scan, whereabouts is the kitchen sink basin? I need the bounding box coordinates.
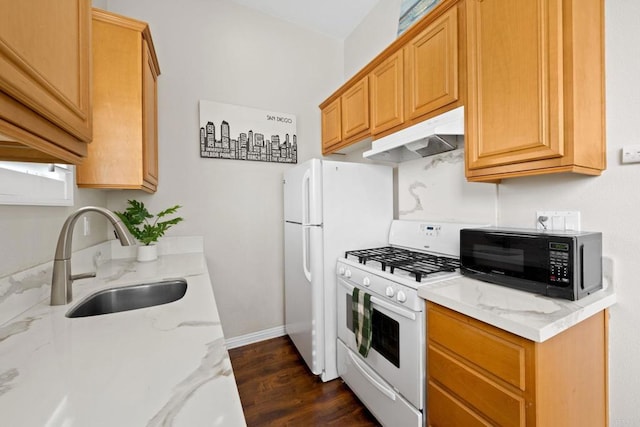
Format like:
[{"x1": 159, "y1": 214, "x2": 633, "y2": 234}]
[{"x1": 66, "y1": 278, "x2": 187, "y2": 318}]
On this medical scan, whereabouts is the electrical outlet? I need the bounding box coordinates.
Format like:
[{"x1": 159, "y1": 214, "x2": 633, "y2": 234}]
[
  {"x1": 622, "y1": 145, "x2": 640, "y2": 164},
  {"x1": 536, "y1": 211, "x2": 580, "y2": 231}
]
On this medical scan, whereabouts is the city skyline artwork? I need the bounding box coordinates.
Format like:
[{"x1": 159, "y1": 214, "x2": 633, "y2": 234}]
[{"x1": 199, "y1": 100, "x2": 297, "y2": 164}]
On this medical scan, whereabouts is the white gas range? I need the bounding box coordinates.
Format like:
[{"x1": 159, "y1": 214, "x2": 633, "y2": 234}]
[{"x1": 336, "y1": 220, "x2": 488, "y2": 427}]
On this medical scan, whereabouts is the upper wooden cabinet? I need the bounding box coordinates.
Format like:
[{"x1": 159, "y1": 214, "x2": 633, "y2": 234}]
[
  {"x1": 321, "y1": 98, "x2": 342, "y2": 151},
  {"x1": 76, "y1": 9, "x2": 160, "y2": 193},
  {"x1": 427, "y1": 302, "x2": 608, "y2": 426},
  {"x1": 405, "y1": 6, "x2": 459, "y2": 122},
  {"x1": 0, "y1": 0, "x2": 92, "y2": 164},
  {"x1": 370, "y1": 50, "x2": 404, "y2": 135},
  {"x1": 320, "y1": 0, "x2": 462, "y2": 155},
  {"x1": 321, "y1": 77, "x2": 370, "y2": 154},
  {"x1": 142, "y1": 39, "x2": 159, "y2": 189},
  {"x1": 465, "y1": 0, "x2": 606, "y2": 182},
  {"x1": 341, "y1": 77, "x2": 370, "y2": 140}
]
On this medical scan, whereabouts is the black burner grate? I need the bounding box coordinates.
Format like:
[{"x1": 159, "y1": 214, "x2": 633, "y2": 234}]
[{"x1": 344, "y1": 246, "x2": 459, "y2": 282}]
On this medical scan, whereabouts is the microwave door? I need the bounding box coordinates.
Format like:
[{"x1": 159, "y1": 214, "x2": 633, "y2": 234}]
[{"x1": 462, "y1": 232, "x2": 550, "y2": 283}]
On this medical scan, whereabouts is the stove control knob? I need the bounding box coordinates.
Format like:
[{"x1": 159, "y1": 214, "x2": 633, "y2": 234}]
[
  {"x1": 363, "y1": 277, "x2": 371, "y2": 287},
  {"x1": 338, "y1": 267, "x2": 346, "y2": 276},
  {"x1": 396, "y1": 291, "x2": 407, "y2": 303},
  {"x1": 344, "y1": 269, "x2": 352, "y2": 279},
  {"x1": 385, "y1": 286, "x2": 395, "y2": 298}
]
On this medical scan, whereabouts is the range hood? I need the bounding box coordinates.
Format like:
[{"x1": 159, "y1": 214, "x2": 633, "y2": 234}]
[{"x1": 363, "y1": 106, "x2": 464, "y2": 162}]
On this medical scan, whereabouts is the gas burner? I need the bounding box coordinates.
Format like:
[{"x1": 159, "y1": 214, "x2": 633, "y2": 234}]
[{"x1": 345, "y1": 246, "x2": 460, "y2": 282}]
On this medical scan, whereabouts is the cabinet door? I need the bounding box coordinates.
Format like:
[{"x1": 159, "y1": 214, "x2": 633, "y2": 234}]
[
  {"x1": 77, "y1": 9, "x2": 160, "y2": 193},
  {"x1": 465, "y1": 0, "x2": 563, "y2": 170},
  {"x1": 405, "y1": 6, "x2": 458, "y2": 121},
  {"x1": 321, "y1": 98, "x2": 341, "y2": 152},
  {"x1": 142, "y1": 39, "x2": 159, "y2": 191},
  {"x1": 0, "y1": 0, "x2": 92, "y2": 142},
  {"x1": 370, "y1": 50, "x2": 404, "y2": 135},
  {"x1": 341, "y1": 77, "x2": 369, "y2": 140}
]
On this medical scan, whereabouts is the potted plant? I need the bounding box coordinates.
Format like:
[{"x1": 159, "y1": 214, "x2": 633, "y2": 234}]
[{"x1": 115, "y1": 199, "x2": 184, "y2": 261}]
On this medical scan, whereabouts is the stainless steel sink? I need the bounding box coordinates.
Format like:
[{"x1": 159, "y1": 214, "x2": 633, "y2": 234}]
[{"x1": 66, "y1": 279, "x2": 187, "y2": 318}]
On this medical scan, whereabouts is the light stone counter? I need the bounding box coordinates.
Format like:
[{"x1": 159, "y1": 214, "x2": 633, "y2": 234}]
[
  {"x1": 0, "y1": 237, "x2": 246, "y2": 426},
  {"x1": 418, "y1": 274, "x2": 616, "y2": 342}
]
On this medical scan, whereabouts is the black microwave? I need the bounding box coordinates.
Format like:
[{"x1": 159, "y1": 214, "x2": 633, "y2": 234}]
[{"x1": 460, "y1": 228, "x2": 602, "y2": 301}]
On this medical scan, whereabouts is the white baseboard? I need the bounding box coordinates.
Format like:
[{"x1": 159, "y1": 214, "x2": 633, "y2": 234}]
[{"x1": 225, "y1": 325, "x2": 286, "y2": 349}]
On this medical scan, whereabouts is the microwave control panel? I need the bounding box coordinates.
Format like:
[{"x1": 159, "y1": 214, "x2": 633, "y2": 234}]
[{"x1": 549, "y1": 242, "x2": 571, "y2": 285}]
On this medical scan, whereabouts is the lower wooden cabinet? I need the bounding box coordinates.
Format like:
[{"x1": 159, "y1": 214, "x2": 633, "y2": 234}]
[
  {"x1": 76, "y1": 9, "x2": 160, "y2": 193},
  {"x1": 427, "y1": 302, "x2": 608, "y2": 426}
]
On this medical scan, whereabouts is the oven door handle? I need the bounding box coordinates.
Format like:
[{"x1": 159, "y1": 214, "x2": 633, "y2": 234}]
[
  {"x1": 371, "y1": 295, "x2": 416, "y2": 321},
  {"x1": 348, "y1": 350, "x2": 397, "y2": 401},
  {"x1": 340, "y1": 279, "x2": 417, "y2": 321}
]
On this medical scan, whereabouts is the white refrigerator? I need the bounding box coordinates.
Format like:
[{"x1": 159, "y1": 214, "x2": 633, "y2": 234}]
[{"x1": 283, "y1": 158, "x2": 393, "y2": 382}]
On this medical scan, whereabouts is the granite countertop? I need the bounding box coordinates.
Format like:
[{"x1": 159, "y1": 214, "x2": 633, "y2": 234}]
[
  {"x1": 0, "y1": 237, "x2": 246, "y2": 426},
  {"x1": 418, "y1": 274, "x2": 616, "y2": 342}
]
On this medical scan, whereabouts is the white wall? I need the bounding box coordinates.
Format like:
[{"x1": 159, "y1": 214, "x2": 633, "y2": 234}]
[
  {"x1": 345, "y1": 0, "x2": 639, "y2": 424},
  {"x1": 344, "y1": 0, "x2": 401, "y2": 79},
  {"x1": 103, "y1": 0, "x2": 344, "y2": 338}
]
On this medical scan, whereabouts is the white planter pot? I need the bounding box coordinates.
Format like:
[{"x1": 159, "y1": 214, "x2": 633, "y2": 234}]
[{"x1": 137, "y1": 244, "x2": 158, "y2": 262}]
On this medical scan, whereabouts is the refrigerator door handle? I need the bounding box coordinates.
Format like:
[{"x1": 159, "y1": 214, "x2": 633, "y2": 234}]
[
  {"x1": 301, "y1": 169, "x2": 311, "y2": 225},
  {"x1": 302, "y1": 225, "x2": 312, "y2": 282},
  {"x1": 301, "y1": 169, "x2": 313, "y2": 282}
]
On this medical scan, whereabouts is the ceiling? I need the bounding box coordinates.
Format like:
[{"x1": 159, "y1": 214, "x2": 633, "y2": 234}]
[{"x1": 227, "y1": 0, "x2": 381, "y2": 39}]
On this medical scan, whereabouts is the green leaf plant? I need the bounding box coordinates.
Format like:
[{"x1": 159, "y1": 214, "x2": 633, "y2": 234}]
[{"x1": 115, "y1": 200, "x2": 184, "y2": 246}]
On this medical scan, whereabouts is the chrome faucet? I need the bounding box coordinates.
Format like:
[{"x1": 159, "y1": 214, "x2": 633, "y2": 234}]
[{"x1": 50, "y1": 206, "x2": 136, "y2": 305}]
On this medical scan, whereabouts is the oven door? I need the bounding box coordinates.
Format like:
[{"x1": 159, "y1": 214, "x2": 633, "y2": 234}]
[{"x1": 337, "y1": 277, "x2": 424, "y2": 410}]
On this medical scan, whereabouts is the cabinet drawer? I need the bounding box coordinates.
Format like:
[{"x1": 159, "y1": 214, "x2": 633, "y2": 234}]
[
  {"x1": 428, "y1": 381, "x2": 491, "y2": 427},
  {"x1": 429, "y1": 345, "x2": 525, "y2": 426},
  {"x1": 427, "y1": 303, "x2": 528, "y2": 390}
]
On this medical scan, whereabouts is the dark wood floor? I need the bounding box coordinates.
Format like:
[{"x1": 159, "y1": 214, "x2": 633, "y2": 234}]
[{"x1": 228, "y1": 336, "x2": 381, "y2": 427}]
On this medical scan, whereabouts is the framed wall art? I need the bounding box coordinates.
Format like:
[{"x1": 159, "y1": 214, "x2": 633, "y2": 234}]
[
  {"x1": 398, "y1": 0, "x2": 441, "y2": 35},
  {"x1": 199, "y1": 100, "x2": 297, "y2": 164}
]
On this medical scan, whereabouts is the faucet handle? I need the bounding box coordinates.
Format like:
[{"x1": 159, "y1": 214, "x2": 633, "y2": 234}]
[{"x1": 71, "y1": 272, "x2": 97, "y2": 281}]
